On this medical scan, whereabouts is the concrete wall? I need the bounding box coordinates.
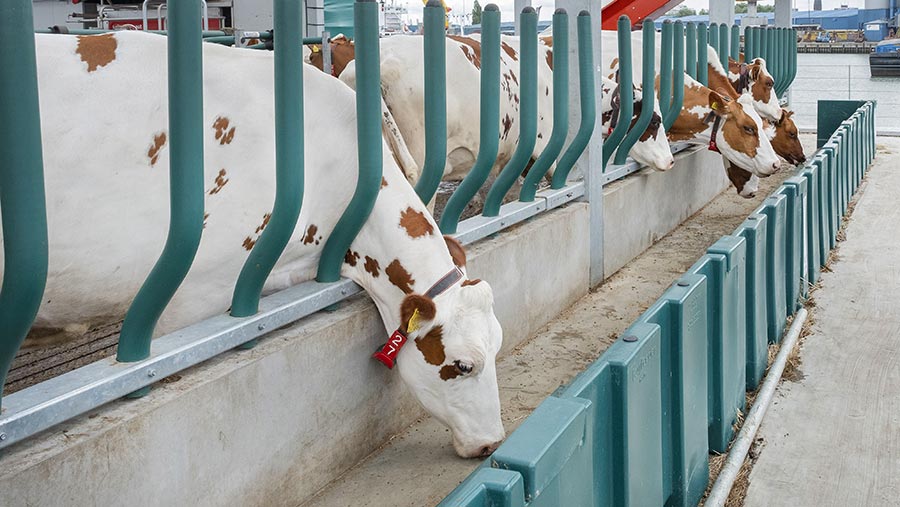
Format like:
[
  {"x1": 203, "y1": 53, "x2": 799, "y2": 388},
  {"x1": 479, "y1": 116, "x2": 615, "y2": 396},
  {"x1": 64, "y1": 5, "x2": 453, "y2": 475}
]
[{"x1": 0, "y1": 150, "x2": 730, "y2": 507}]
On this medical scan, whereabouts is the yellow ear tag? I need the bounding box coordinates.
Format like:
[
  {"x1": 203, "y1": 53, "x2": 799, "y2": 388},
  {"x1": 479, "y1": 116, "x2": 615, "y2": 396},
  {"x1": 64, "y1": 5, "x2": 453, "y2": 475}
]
[
  {"x1": 407, "y1": 309, "x2": 422, "y2": 334},
  {"x1": 711, "y1": 102, "x2": 718, "y2": 111},
  {"x1": 311, "y1": 45, "x2": 320, "y2": 53}
]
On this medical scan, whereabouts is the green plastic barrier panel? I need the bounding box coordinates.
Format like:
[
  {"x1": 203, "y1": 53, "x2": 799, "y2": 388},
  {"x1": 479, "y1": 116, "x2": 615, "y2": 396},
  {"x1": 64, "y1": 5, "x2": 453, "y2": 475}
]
[
  {"x1": 560, "y1": 323, "x2": 665, "y2": 507},
  {"x1": 637, "y1": 274, "x2": 709, "y2": 507},
  {"x1": 809, "y1": 157, "x2": 830, "y2": 268},
  {"x1": 734, "y1": 214, "x2": 769, "y2": 390},
  {"x1": 438, "y1": 465, "x2": 526, "y2": 506},
  {"x1": 688, "y1": 236, "x2": 747, "y2": 454},
  {"x1": 817, "y1": 100, "x2": 868, "y2": 149},
  {"x1": 798, "y1": 167, "x2": 822, "y2": 287},
  {"x1": 756, "y1": 195, "x2": 787, "y2": 344},
  {"x1": 490, "y1": 396, "x2": 593, "y2": 506},
  {"x1": 817, "y1": 146, "x2": 838, "y2": 249},
  {"x1": 778, "y1": 180, "x2": 806, "y2": 313}
]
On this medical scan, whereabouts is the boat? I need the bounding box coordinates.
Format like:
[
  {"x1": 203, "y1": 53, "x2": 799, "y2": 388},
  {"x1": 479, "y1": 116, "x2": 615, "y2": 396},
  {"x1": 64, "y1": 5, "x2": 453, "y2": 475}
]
[{"x1": 870, "y1": 38, "x2": 900, "y2": 77}]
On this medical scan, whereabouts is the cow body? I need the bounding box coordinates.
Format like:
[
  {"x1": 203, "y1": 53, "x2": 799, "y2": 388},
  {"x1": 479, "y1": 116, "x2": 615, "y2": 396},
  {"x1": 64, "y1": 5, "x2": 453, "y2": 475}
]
[{"x1": 5, "y1": 32, "x2": 504, "y2": 457}]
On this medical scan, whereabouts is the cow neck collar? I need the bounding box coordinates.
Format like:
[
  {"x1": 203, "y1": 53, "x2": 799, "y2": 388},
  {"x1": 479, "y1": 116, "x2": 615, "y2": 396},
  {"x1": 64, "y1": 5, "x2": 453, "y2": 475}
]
[
  {"x1": 703, "y1": 111, "x2": 722, "y2": 153},
  {"x1": 372, "y1": 266, "x2": 465, "y2": 369}
]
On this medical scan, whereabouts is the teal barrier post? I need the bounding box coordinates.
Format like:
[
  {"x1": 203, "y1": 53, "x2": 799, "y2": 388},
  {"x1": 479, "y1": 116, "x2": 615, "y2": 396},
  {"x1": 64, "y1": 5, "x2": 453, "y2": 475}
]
[
  {"x1": 686, "y1": 22, "x2": 697, "y2": 79},
  {"x1": 0, "y1": 0, "x2": 50, "y2": 408},
  {"x1": 602, "y1": 16, "x2": 634, "y2": 169},
  {"x1": 318, "y1": 0, "x2": 383, "y2": 279},
  {"x1": 778, "y1": 28, "x2": 789, "y2": 96},
  {"x1": 731, "y1": 24, "x2": 740, "y2": 61},
  {"x1": 118, "y1": 0, "x2": 205, "y2": 371},
  {"x1": 484, "y1": 6, "x2": 536, "y2": 214},
  {"x1": 519, "y1": 9, "x2": 568, "y2": 202},
  {"x1": 788, "y1": 29, "x2": 798, "y2": 91},
  {"x1": 708, "y1": 23, "x2": 718, "y2": 65},
  {"x1": 439, "y1": 4, "x2": 500, "y2": 232},
  {"x1": 551, "y1": 11, "x2": 595, "y2": 190},
  {"x1": 415, "y1": 0, "x2": 447, "y2": 205},
  {"x1": 735, "y1": 214, "x2": 769, "y2": 390},
  {"x1": 437, "y1": 467, "x2": 526, "y2": 506},
  {"x1": 759, "y1": 28, "x2": 767, "y2": 70},
  {"x1": 613, "y1": 19, "x2": 655, "y2": 166},
  {"x1": 665, "y1": 21, "x2": 685, "y2": 132},
  {"x1": 798, "y1": 166, "x2": 821, "y2": 286},
  {"x1": 719, "y1": 23, "x2": 729, "y2": 68},
  {"x1": 658, "y1": 21, "x2": 674, "y2": 125},
  {"x1": 698, "y1": 23, "x2": 709, "y2": 86},
  {"x1": 231, "y1": 0, "x2": 304, "y2": 333},
  {"x1": 745, "y1": 27, "x2": 754, "y2": 61},
  {"x1": 779, "y1": 180, "x2": 806, "y2": 313},
  {"x1": 757, "y1": 194, "x2": 788, "y2": 343}
]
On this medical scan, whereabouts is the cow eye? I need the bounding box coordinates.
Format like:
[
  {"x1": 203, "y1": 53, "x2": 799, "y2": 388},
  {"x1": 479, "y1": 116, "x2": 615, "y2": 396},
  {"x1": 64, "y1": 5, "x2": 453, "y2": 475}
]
[
  {"x1": 766, "y1": 80, "x2": 774, "y2": 88},
  {"x1": 454, "y1": 360, "x2": 474, "y2": 375},
  {"x1": 743, "y1": 125, "x2": 756, "y2": 135},
  {"x1": 790, "y1": 133, "x2": 798, "y2": 139}
]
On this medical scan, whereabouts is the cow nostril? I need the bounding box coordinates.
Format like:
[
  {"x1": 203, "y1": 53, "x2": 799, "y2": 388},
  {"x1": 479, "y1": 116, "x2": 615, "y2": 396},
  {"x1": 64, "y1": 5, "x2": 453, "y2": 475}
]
[
  {"x1": 748, "y1": 192, "x2": 757, "y2": 198},
  {"x1": 479, "y1": 441, "x2": 502, "y2": 457}
]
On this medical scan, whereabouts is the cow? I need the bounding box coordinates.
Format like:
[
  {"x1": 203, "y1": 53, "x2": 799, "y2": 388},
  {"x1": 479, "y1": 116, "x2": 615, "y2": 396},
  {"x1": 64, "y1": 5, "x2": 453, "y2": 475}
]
[
  {"x1": 601, "y1": 76, "x2": 674, "y2": 170},
  {"x1": 12, "y1": 31, "x2": 505, "y2": 458},
  {"x1": 726, "y1": 56, "x2": 782, "y2": 122},
  {"x1": 726, "y1": 108, "x2": 806, "y2": 198}
]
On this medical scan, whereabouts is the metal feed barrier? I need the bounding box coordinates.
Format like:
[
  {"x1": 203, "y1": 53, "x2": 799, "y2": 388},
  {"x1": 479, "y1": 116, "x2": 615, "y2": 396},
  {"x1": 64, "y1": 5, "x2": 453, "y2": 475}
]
[{"x1": 438, "y1": 100, "x2": 876, "y2": 507}]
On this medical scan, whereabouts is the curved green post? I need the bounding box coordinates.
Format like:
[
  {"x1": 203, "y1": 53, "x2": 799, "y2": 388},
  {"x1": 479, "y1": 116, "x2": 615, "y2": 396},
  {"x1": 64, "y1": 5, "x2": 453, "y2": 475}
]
[
  {"x1": 317, "y1": 0, "x2": 382, "y2": 279},
  {"x1": 665, "y1": 21, "x2": 685, "y2": 132},
  {"x1": 788, "y1": 29, "x2": 798, "y2": 90},
  {"x1": 686, "y1": 22, "x2": 697, "y2": 79},
  {"x1": 414, "y1": 0, "x2": 447, "y2": 205},
  {"x1": 602, "y1": 16, "x2": 634, "y2": 170},
  {"x1": 698, "y1": 23, "x2": 709, "y2": 86},
  {"x1": 231, "y1": 0, "x2": 304, "y2": 330},
  {"x1": 744, "y1": 27, "x2": 753, "y2": 61},
  {"x1": 0, "y1": 0, "x2": 49, "y2": 408},
  {"x1": 551, "y1": 10, "x2": 595, "y2": 189},
  {"x1": 519, "y1": 8, "x2": 568, "y2": 202},
  {"x1": 719, "y1": 23, "x2": 729, "y2": 68},
  {"x1": 484, "y1": 6, "x2": 536, "y2": 215},
  {"x1": 708, "y1": 23, "x2": 718, "y2": 67},
  {"x1": 614, "y1": 19, "x2": 655, "y2": 166},
  {"x1": 775, "y1": 28, "x2": 785, "y2": 96},
  {"x1": 731, "y1": 24, "x2": 740, "y2": 61},
  {"x1": 750, "y1": 27, "x2": 759, "y2": 60},
  {"x1": 118, "y1": 0, "x2": 205, "y2": 366},
  {"x1": 438, "y1": 4, "x2": 500, "y2": 232},
  {"x1": 658, "y1": 21, "x2": 674, "y2": 123},
  {"x1": 765, "y1": 28, "x2": 774, "y2": 79}
]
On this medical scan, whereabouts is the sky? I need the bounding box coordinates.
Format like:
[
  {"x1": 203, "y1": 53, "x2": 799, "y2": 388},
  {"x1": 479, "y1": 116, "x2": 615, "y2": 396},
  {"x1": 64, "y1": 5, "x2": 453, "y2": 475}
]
[{"x1": 399, "y1": 0, "x2": 868, "y2": 24}]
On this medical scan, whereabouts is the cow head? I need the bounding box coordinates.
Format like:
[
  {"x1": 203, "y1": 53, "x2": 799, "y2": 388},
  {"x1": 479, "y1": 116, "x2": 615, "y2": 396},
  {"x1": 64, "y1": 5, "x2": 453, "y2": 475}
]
[
  {"x1": 729, "y1": 57, "x2": 781, "y2": 122},
  {"x1": 601, "y1": 77, "x2": 675, "y2": 171},
  {"x1": 395, "y1": 238, "x2": 505, "y2": 458},
  {"x1": 708, "y1": 91, "x2": 781, "y2": 177},
  {"x1": 308, "y1": 34, "x2": 356, "y2": 77},
  {"x1": 726, "y1": 162, "x2": 760, "y2": 198},
  {"x1": 770, "y1": 109, "x2": 806, "y2": 165}
]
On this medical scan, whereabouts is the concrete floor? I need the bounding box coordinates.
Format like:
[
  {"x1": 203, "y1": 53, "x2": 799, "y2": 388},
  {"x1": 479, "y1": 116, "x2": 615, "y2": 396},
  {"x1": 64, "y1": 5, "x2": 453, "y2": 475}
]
[
  {"x1": 298, "y1": 138, "x2": 816, "y2": 507},
  {"x1": 744, "y1": 137, "x2": 900, "y2": 507}
]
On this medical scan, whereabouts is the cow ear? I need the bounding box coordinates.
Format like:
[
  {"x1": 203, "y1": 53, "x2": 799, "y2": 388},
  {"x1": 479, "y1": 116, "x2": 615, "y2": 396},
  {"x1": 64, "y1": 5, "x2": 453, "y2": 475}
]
[
  {"x1": 784, "y1": 109, "x2": 795, "y2": 119},
  {"x1": 400, "y1": 294, "x2": 437, "y2": 334},
  {"x1": 708, "y1": 90, "x2": 730, "y2": 117},
  {"x1": 749, "y1": 64, "x2": 761, "y2": 80},
  {"x1": 443, "y1": 235, "x2": 467, "y2": 268}
]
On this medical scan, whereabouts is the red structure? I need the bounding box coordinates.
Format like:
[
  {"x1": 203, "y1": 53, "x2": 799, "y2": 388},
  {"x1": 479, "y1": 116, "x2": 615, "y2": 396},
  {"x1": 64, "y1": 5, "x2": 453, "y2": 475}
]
[{"x1": 600, "y1": 0, "x2": 685, "y2": 29}]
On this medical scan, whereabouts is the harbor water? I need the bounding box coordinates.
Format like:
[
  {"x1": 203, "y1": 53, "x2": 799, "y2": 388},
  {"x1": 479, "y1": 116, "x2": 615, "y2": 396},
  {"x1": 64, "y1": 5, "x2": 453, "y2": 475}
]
[{"x1": 791, "y1": 53, "x2": 900, "y2": 132}]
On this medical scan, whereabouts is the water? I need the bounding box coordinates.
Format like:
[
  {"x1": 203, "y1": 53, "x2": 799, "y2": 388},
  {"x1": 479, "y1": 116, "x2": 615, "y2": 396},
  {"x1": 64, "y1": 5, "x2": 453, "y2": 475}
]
[{"x1": 791, "y1": 53, "x2": 900, "y2": 132}]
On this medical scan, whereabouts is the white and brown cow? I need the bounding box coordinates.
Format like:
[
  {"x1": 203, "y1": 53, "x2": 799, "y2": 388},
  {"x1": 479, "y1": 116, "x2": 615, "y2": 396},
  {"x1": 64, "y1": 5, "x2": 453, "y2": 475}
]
[
  {"x1": 601, "y1": 76, "x2": 674, "y2": 170},
  {"x1": 727, "y1": 108, "x2": 806, "y2": 198},
  {"x1": 726, "y1": 56, "x2": 782, "y2": 122},
  {"x1": 11, "y1": 31, "x2": 505, "y2": 458}
]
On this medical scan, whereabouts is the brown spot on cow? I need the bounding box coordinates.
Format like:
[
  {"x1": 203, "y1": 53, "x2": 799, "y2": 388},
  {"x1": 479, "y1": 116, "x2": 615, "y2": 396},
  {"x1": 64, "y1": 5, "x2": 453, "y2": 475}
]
[
  {"x1": 720, "y1": 101, "x2": 760, "y2": 159},
  {"x1": 461, "y1": 279, "x2": 482, "y2": 286},
  {"x1": 76, "y1": 33, "x2": 117, "y2": 73},
  {"x1": 147, "y1": 132, "x2": 167, "y2": 166},
  {"x1": 440, "y1": 364, "x2": 463, "y2": 381},
  {"x1": 545, "y1": 49, "x2": 553, "y2": 70},
  {"x1": 415, "y1": 325, "x2": 446, "y2": 366},
  {"x1": 203, "y1": 212, "x2": 210, "y2": 229},
  {"x1": 309, "y1": 37, "x2": 356, "y2": 77},
  {"x1": 242, "y1": 236, "x2": 256, "y2": 251},
  {"x1": 364, "y1": 256, "x2": 381, "y2": 278},
  {"x1": 501, "y1": 114, "x2": 513, "y2": 140},
  {"x1": 448, "y1": 35, "x2": 482, "y2": 69},
  {"x1": 540, "y1": 36, "x2": 553, "y2": 47},
  {"x1": 344, "y1": 250, "x2": 360, "y2": 267},
  {"x1": 303, "y1": 224, "x2": 318, "y2": 244},
  {"x1": 399, "y1": 207, "x2": 434, "y2": 238},
  {"x1": 501, "y1": 41, "x2": 518, "y2": 61},
  {"x1": 545, "y1": 86, "x2": 550, "y2": 96},
  {"x1": 610, "y1": 57, "x2": 619, "y2": 69},
  {"x1": 213, "y1": 117, "x2": 236, "y2": 145},
  {"x1": 509, "y1": 69, "x2": 518, "y2": 85},
  {"x1": 381, "y1": 177, "x2": 388, "y2": 188},
  {"x1": 443, "y1": 235, "x2": 467, "y2": 268},
  {"x1": 726, "y1": 163, "x2": 754, "y2": 194},
  {"x1": 771, "y1": 110, "x2": 805, "y2": 165},
  {"x1": 386, "y1": 259, "x2": 415, "y2": 294},
  {"x1": 255, "y1": 213, "x2": 271, "y2": 234},
  {"x1": 208, "y1": 169, "x2": 229, "y2": 195},
  {"x1": 668, "y1": 84, "x2": 722, "y2": 142},
  {"x1": 400, "y1": 294, "x2": 437, "y2": 331}
]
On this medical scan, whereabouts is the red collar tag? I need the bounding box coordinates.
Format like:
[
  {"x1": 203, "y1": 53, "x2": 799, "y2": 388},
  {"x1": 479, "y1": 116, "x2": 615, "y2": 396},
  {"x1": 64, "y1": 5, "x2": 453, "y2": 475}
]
[
  {"x1": 373, "y1": 329, "x2": 407, "y2": 369},
  {"x1": 708, "y1": 139, "x2": 720, "y2": 153}
]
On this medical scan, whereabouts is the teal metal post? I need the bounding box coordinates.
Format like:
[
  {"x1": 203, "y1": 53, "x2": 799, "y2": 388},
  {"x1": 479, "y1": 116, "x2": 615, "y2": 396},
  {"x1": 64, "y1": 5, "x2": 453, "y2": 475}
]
[
  {"x1": 665, "y1": 21, "x2": 685, "y2": 132},
  {"x1": 698, "y1": 23, "x2": 709, "y2": 86},
  {"x1": 484, "y1": 6, "x2": 536, "y2": 215},
  {"x1": 761, "y1": 28, "x2": 769, "y2": 73},
  {"x1": 0, "y1": 0, "x2": 50, "y2": 408},
  {"x1": 708, "y1": 23, "x2": 718, "y2": 70},
  {"x1": 318, "y1": 0, "x2": 383, "y2": 278},
  {"x1": 231, "y1": 0, "x2": 304, "y2": 329},
  {"x1": 789, "y1": 29, "x2": 798, "y2": 90},
  {"x1": 520, "y1": 9, "x2": 568, "y2": 202},
  {"x1": 719, "y1": 23, "x2": 729, "y2": 68},
  {"x1": 415, "y1": 0, "x2": 447, "y2": 205},
  {"x1": 602, "y1": 16, "x2": 633, "y2": 170},
  {"x1": 614, "y1": 20, "x2": 655, "y2": 166},
  {"x1": 658, "y1": 21, "x2": 674, "y2": 124},
  {"x1": 777, "y1": 28, "x2": 788, "y2": 96},
  {"x1": 439, "y1": 4, "x2": 500, "y2": 232},
  {"x1": 731, "y1": 24, "x2": 740, "y2": 61},
  {"x1": 118, "y1": 0, "x2": 205, "y2": 367},
  {"x1": 745, "y1": 27, "x2": 754, "y2": 61},
  {"x1": 686, "y1": 22, "x2": 697, "y2": 79},
  {"x1": 551, "y1": 10, "x2": 595, "y2": 190}
]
